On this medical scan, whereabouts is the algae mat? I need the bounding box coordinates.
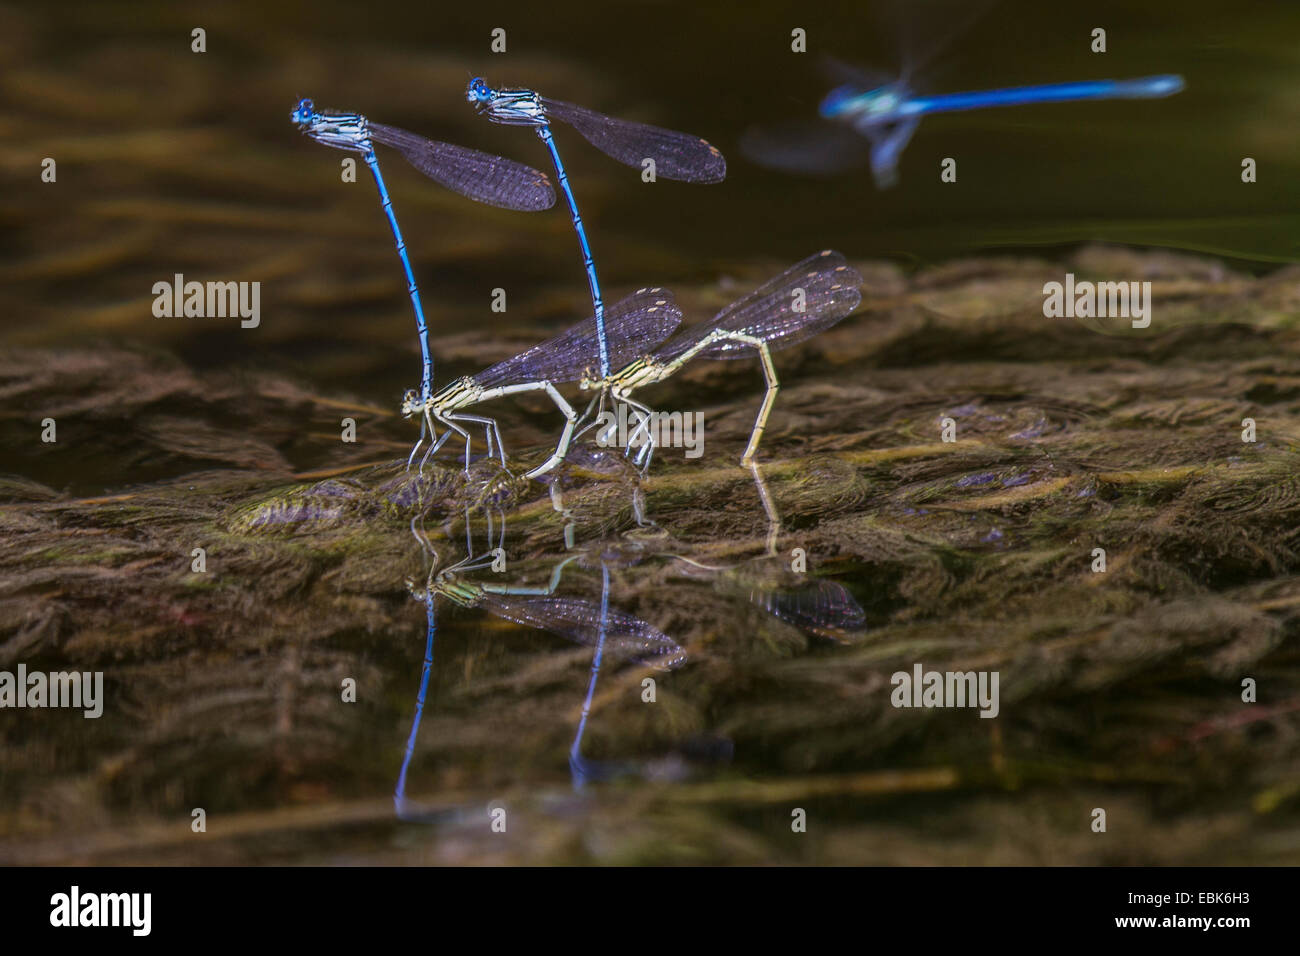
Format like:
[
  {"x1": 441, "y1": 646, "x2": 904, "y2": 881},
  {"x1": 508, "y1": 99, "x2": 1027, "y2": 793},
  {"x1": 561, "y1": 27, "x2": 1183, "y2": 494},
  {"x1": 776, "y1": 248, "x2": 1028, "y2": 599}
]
[{"x1": 3, "y1": 247, "x2": 1299, "y2": 864}]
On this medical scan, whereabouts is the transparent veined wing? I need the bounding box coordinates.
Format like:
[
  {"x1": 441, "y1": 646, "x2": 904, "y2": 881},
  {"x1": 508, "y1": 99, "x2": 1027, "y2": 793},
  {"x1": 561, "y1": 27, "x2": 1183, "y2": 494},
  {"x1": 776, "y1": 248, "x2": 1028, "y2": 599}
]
[
  {"x1": 471, "y1": 288, "x2": 681, "y2": 388},
  {"x1": 478, "y1": 592, "x2": 686, "y2": 669},
  {"x1": 750, "y1": 579, "x2": 867, "y2": 642},
  {"x1": 654, "y1": 250, "x2": 863, "y2": 362},
  {"x1": 369, "y1": 122, "x2": 557, "y2": 211},
  {"x1": 542, "y1": 97, "x2": 726, "y2": 184}
]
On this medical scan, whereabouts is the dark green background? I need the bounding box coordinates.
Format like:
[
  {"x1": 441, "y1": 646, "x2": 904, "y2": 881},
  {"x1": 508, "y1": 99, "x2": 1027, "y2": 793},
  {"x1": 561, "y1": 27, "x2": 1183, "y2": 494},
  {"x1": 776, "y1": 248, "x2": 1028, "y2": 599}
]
[{"x1": 3, "y1": 0, "x2": 1297, "y2": 392}]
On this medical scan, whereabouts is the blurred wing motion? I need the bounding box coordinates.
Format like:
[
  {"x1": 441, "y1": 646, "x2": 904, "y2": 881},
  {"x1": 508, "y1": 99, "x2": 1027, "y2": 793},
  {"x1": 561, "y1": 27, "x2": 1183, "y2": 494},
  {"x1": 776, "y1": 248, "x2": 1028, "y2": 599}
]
[
  {"x1": 739, "y1": 119, "x2": 873, "y2": 177},
  {"x1": 818, "y1": 56, "x2": 901, "y2": 94}
]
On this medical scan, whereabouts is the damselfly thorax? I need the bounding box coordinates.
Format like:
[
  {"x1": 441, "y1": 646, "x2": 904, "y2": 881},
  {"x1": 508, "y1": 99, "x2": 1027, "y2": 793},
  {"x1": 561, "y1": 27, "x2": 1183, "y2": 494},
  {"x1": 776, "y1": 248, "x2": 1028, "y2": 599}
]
[
  {"x1": 430, "y1": 376, "x2": 482, "y2": 413},
  {"x1": 292, "y1": 101, "x2": 373, "y2": 153},
  {"x1": 583, "y1": 356, "x2": 664, "y2": 399},
  {"x1": 467, "y1": 80, "x2": 548, "y2": 127},
  {"x1": 429, "y1": 572, "x2": 481, "y2": 607},
  {"x1": 819, "y1": 83, "x2": 912, "y2": 128}
]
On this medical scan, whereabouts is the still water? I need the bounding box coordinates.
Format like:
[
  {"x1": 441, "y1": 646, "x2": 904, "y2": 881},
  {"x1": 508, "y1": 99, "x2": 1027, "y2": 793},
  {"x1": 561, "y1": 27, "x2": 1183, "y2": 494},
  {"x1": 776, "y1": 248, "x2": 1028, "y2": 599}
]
[{"x1": 2, "y1": 0, "x2": 1299, "y2": 864}]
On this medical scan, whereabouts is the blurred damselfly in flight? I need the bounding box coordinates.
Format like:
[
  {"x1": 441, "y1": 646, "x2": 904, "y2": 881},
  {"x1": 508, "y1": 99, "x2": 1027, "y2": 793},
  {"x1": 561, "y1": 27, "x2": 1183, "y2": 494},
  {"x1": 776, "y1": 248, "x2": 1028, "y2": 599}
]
[{"x1": 742, "y1": 0, "x2": 1183, "y2": 188}]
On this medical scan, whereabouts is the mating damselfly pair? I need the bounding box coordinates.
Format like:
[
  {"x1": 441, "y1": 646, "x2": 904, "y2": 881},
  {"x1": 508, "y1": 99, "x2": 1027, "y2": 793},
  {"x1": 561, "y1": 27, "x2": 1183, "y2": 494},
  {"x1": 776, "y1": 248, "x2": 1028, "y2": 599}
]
[{"x1": 292, "y1": 80, "x2": 857, "y2": 478}]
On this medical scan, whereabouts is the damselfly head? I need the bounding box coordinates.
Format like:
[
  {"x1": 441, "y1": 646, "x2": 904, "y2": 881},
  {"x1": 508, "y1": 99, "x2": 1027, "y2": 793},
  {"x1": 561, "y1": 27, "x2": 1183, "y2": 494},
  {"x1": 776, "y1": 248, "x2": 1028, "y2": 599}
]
[
  {"x1": 406, "y1": 576, "x2": 437, "y2": 607},
  {"x1": 577, "y1": 368, "x2": 599, "y2": 391},
  {"x1": 822, "y1": 82, "x2": 905, "y2": 125},
  {"x1": 466, "y1": 77, "x2": 492, "y2": 105},
  {"x1": 290, "y1": 98, "x2": 315, "y2": 126},
  {"x1": 818, "y1": 84, "x2": 864, "y2": 119},
  {"x1": 400, "y1": 389, "x2": 420, "y2": 417}
]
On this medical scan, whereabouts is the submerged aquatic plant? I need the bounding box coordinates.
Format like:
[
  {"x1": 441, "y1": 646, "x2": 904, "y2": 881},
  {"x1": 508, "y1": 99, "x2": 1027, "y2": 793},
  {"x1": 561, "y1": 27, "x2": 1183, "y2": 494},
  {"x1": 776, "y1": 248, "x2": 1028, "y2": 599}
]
[{"x1": 3, "y1": 248, "x2": 1299, "y2": 865}]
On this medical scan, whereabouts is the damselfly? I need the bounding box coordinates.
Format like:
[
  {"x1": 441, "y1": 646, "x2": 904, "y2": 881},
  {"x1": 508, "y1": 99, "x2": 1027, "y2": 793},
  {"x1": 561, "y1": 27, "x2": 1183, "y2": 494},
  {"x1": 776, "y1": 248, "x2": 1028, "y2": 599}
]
[
  {"x1": 290, "y1": 99, "x2": 556, "y2": 415},
  {"x1": 400, "y1": 287, "x2": 681, "y2": 478},
  {"x1": 744, "y1": 63, "x2": 1183, "y2": 188},
  {"x1": 579, "y1": 250, "x2": 863, "y2": 469},
  {"x1": 466, "y1": 77, "x2": 726, "y2": 381}
]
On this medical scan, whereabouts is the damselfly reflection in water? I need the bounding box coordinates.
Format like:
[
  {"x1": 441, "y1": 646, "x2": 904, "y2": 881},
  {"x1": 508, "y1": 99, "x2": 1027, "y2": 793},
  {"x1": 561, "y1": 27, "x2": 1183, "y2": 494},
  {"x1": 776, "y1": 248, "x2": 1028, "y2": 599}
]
[
  {"x1": 543, "y1": 450, "x2": 785, "y2": 564},
  {"x1": 395, "y1": 517, "x2": 685, "y2": 814},
  {"x1": 394, "y1": 477, "x2": 865, "y2": 808},
  {"x1": 656, "y1": 463, "x2": 868, "y2": 641}
]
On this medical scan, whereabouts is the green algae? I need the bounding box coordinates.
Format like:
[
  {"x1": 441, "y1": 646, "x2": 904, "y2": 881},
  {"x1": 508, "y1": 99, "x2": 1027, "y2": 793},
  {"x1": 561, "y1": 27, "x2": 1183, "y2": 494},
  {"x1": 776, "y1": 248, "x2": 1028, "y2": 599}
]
[{"x1": 3, "y1": 249, "x2": 1299, "y2": 865}]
